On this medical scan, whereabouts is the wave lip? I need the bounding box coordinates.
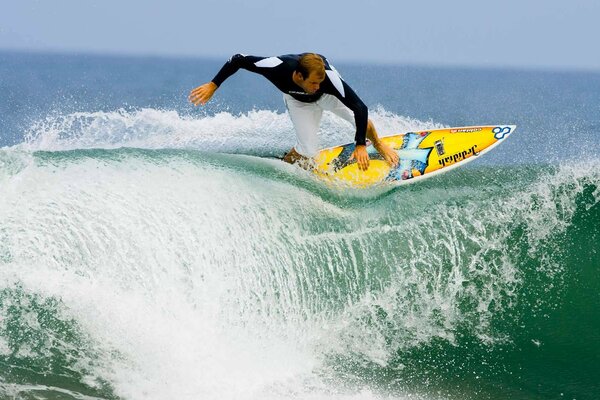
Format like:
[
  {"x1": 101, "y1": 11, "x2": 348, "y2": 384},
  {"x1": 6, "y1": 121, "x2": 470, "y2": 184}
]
[{"x1": 14, "y1": 107, "x2": 444, "y2": 155}]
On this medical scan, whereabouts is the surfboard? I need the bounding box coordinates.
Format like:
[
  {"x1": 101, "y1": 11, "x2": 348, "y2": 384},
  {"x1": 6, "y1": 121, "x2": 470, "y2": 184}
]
[{"x1": 313, "y1": 125, "x2": 516, "y2": 187}]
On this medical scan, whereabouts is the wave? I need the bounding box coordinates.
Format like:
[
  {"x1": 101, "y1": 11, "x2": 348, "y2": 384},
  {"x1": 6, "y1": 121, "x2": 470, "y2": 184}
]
[{"x1": 0, "y1": 145, "x2": 598, "y2": 399}]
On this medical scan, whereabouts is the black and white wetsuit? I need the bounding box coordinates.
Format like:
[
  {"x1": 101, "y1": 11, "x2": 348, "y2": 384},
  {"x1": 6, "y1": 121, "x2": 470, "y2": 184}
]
[{"x1": 211, "y1": 53, "x2": 369, "y2": 155}]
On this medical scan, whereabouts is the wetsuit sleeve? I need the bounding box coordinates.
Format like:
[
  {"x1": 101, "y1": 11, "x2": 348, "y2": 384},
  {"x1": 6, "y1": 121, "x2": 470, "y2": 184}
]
[
  {"x1": 211, "y1": 54, "x2": 266, "y2": 87},
  {"x1": 338, "y1": 81, "x2": 369, "y2": 146}
]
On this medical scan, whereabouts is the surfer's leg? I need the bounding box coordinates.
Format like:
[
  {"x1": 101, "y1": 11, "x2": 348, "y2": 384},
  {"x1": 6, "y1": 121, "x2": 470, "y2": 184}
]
[
  {"x1": 318, "y1": 95, "x2": 398, "y2": 166},
  {"x1": 365, "y1": 120, "x2": 399, "y2": 166},
  {"x1": 317, "y1": 94, "x2": 355, "y2": 129},
  {"x1": 283, "y1": 94, "x2": 322, "y2": 161}
]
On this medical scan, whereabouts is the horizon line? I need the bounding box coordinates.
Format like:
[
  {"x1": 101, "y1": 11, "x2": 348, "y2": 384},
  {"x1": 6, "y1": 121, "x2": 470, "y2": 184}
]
[{"x1": 2, "y1": 47, "x2": 600, "y2": 75}]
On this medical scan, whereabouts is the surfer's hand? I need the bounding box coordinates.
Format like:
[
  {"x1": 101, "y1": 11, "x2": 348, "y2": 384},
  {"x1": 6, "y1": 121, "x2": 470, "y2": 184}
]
[
  {"x1": 349, "y1": 145, "x2": 369, "y2": 171},
  {"x1": 189, "y1": 82, "x2": 217, "y2": 106}
]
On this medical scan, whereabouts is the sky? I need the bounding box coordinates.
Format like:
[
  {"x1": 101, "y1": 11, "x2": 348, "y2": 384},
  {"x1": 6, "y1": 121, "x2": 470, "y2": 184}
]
[{"x1": 2, "y1": 0, "x2": 600, "y2": 71}]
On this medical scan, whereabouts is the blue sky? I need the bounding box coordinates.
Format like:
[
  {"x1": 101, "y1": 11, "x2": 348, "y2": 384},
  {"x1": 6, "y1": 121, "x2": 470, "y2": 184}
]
[{"x1": 2, "y1": 0, "x2": 600, "y2": 71}]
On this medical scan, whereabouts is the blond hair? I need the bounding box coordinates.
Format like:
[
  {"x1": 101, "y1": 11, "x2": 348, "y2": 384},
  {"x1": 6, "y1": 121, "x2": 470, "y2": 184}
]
[{"x1": 297, "y1": 53, "x2": 325, "y2": 79}]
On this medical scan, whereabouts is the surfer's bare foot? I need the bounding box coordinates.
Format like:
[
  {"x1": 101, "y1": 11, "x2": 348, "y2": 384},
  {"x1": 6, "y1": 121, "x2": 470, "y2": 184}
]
[
  {"x1": 374, "y1": 141, "x2": 399, "y2": 166},
  {"x1": 283, "y1": 148, "x2": 316, "y2": 171}
]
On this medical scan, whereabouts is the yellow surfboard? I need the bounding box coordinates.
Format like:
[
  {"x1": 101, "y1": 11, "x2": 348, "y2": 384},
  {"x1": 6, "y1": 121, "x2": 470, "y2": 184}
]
[{"x1": 313, "y1": 125, "x2": 516, "y2": 187}]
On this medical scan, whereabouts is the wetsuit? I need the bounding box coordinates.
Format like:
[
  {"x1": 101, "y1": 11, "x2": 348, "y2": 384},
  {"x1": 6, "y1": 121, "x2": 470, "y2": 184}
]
[{"x1": 211, "y1": 54, "x2": 368, "y2": 147}]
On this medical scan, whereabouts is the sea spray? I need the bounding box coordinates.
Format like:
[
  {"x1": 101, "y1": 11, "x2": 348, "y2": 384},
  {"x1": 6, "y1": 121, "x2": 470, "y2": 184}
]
[{"x1": 1, "y1": 146, "x2": 598, "y2": 399}]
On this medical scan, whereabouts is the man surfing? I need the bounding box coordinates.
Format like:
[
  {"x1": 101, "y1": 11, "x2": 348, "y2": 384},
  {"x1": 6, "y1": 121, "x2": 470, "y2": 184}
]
[{"x1": 189, "y1": 53, "x2": 398, "y2": 171}]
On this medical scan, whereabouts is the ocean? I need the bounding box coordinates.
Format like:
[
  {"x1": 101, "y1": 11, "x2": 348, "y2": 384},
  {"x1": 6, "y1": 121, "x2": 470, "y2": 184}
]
[{"x1": 0, "y1": 51, "x2": 598, "y2": 400}]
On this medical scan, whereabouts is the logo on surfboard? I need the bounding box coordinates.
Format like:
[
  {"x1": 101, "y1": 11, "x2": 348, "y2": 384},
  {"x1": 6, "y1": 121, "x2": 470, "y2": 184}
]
[{"x1": 493, "y1": 126, "x2": 512, "y2": 140}]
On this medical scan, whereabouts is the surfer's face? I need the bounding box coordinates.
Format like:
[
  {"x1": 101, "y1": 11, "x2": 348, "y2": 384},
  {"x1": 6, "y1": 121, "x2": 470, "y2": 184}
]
[{"x1": 295, "y1": 71, "x2": 325, "y2": 94}]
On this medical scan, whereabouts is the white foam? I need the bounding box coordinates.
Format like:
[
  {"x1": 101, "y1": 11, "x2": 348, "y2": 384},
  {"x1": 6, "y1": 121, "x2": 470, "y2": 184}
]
[
  {"x1": 15, "y1": 107, "x2": 443, "y2": 154},
  {"x1": 1, "y1": 141, "x2": 596, "y2": 400},
  {"x1": 0, "y1": 383, "x2": 106, "y2": 400},
  {"x1": 0, "y1": 156, "x2": 381, "y2": 399},
  {"x1": 308, "y1": 159, "x2": 600, "y2": 361}
]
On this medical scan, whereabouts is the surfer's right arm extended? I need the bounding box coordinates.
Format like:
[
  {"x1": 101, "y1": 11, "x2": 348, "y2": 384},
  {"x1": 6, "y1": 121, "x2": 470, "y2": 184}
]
[
  {"x1": 189, "y1": 54, "x2": 263, "y2": 106},
  {"x1": 211, "y1": 54, "x2": 264, "y2": 86}
]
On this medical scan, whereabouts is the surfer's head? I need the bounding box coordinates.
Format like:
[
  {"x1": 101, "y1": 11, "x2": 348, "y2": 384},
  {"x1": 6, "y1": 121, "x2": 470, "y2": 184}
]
[{"x1": 293, "y1": 53, "x2": 326, "y2": 94}]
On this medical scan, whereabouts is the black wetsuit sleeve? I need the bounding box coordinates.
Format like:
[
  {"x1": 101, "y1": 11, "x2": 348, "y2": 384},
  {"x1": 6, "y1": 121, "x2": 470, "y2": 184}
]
[
  {"x1": 211, "y1": 54, "x2": 265, "y2": 87},
  {"x1": 338, "y1": 81, "x2": 369, "y2": 146}
]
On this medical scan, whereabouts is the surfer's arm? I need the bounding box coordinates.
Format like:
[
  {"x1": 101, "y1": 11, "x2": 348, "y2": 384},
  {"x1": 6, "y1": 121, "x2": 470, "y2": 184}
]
[
  {"x1": 334, "y1": 83, "x2": 370, "y2": 170},
  {"x1": 321, "y1": 56, "x2": 368, "y2": 146},
  {"x1": 211, "y1": 54, "x2": 265, "y2": 87},
  {"x1": 189, "y1": 54, "x2": 265, "y2": 106},
  {"x1": 341, "y1": 89, "x2": 398, "y2": 169},
  {"x1": 328, "y1": 79, "x2": 368, "y2": 147}
]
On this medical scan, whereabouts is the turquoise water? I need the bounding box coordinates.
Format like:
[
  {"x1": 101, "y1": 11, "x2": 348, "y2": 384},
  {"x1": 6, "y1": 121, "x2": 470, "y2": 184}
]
[{"x1": 0, "y1": 51, "x2": 599, "y2": 400}]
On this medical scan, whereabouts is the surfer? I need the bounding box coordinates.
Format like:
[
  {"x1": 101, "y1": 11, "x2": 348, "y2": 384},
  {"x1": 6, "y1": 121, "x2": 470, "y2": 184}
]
[{"x1": 189, "y1": 53, "x2": 399, "y2": 171}]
